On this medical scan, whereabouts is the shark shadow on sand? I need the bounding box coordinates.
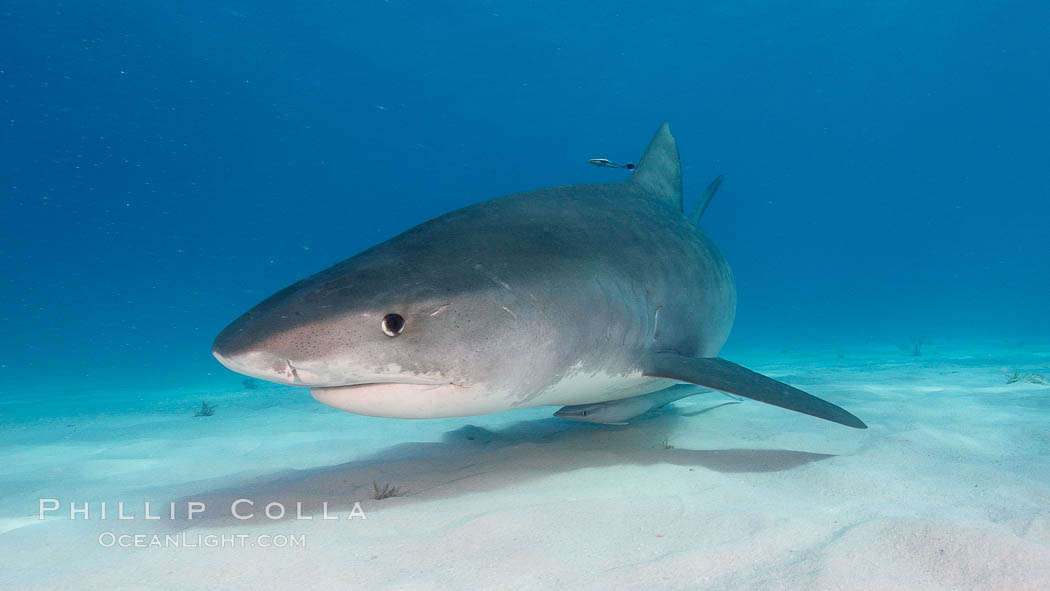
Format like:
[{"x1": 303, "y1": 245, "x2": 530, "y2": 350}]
[{"x1": 162, "y1": 406, "x2": 835, "y2": 529}]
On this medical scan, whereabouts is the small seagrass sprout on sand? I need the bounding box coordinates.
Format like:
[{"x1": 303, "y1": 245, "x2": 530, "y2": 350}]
[
  {"x1": 372, "y1": 481, "x2": 405, "y2": 500},
  {"x1": 1005, "y1": 370, "x2": 1049, "y2": 385},
  {"x1": 194, "y1": 401, "x2": 216, "y2": 417}
]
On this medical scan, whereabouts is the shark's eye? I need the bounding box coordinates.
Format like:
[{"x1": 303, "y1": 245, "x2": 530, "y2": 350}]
[{"x1": 382, "y1": 313, "x2": 405, "y2": 337}]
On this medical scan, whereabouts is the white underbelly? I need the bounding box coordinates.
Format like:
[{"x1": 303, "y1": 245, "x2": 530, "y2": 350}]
[
  {"x1": 310, "y1": 367, "x2": 680, "y2": 419},
  {"x1": 526, "y1": 367, "x2": 679, "y2": 407}
]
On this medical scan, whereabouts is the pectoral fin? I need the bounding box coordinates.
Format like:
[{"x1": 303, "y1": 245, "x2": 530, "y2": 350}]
[{"x1": 641, "y1": 353, "x2": 867, "y2": 429}]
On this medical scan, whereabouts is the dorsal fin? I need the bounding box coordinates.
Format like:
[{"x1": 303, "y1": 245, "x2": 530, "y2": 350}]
[
  {"x1": 689, "y1": 174, "x2": 724, "y2": 225},
  {"x1": 630, "y1": 122, "x2": 683, "y2": 210}
]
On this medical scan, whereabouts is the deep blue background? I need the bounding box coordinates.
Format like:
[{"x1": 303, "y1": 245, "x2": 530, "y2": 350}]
[{"x1": 2, "y1": 1, "x2": 1048, "y2": 392}]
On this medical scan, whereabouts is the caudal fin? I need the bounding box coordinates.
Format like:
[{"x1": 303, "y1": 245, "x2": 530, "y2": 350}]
[{"x1": 689, "y1": 174, "x2": 724, "y2": 225}]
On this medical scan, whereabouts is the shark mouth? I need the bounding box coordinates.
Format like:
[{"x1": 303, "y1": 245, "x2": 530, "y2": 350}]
[{"x1": 309, "y1": 382, "x2": 490, "y2": 419}]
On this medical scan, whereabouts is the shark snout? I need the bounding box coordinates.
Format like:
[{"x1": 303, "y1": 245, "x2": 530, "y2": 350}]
[
  {"x1": 212, "y1": 319, "x2": 312, "y2": 386},
  {"x1": 211, "y1": 318, "x2": 435, "y2": 389},
  {"x1": 212, "y1": 344, "x2": 299, "y2": 386}
]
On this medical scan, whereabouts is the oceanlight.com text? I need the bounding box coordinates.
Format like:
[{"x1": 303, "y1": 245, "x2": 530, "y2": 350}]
[{"x1": 98, "y1": 532, "x2": 307, "y2": 549}]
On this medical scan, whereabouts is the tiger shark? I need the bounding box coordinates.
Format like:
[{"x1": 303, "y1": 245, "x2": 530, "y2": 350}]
[{"x1": 212, "y1": 123, "x2": 866, "y2": 429}]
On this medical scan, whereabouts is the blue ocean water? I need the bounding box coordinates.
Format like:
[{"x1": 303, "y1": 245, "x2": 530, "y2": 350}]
[{"x1": 2, "y1": 1, "x2": 1048, "y2": 391}]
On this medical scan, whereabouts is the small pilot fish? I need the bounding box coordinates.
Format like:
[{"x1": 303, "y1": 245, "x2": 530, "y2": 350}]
[{"x1": 588, "y1": 158, "x2": 636, "y2": 170}]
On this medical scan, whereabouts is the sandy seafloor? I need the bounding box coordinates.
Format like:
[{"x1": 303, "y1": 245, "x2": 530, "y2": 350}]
[{"x1": 1, "y1": 341, "x2": 1049, "y2": 590}]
